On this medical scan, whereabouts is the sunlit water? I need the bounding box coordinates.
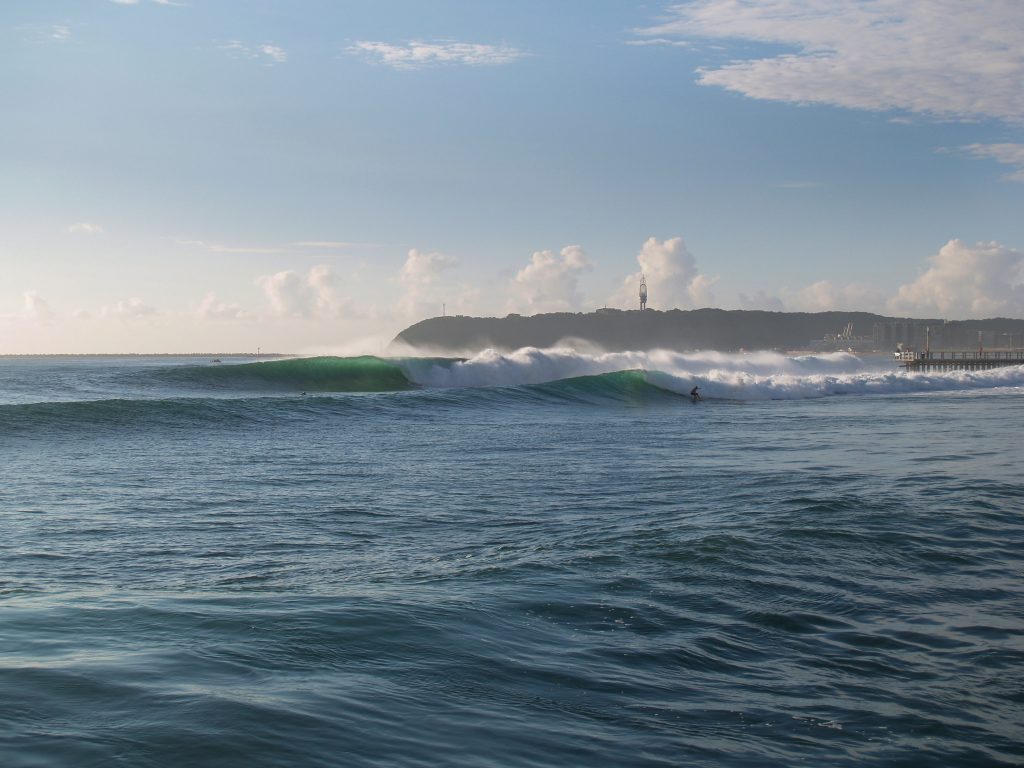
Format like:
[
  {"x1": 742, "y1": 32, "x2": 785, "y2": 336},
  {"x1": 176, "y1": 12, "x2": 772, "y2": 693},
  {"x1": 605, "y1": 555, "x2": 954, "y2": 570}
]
[{"x1": 1, "y1": 353, "x2": 1022, "y2": 767}]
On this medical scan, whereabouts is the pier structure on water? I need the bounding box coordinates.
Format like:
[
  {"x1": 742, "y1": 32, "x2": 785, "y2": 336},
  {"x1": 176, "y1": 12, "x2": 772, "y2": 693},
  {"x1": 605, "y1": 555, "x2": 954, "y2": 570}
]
[{"x1": 895, "y1": 349, "x2": 1024, "y2": 371}]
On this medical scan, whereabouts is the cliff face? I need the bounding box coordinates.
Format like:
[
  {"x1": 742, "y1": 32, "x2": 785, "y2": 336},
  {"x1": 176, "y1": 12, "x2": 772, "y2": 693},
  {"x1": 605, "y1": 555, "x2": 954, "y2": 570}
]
[{"x1": 391, "y1": 309, "x2": 1024, "y2": 353}]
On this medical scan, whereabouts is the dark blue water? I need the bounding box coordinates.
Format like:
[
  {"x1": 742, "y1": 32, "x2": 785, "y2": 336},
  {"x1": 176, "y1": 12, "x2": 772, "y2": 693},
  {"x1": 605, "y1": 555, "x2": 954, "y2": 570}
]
[{"x1": 2, "y1": 355, "x2": 1022, "y2": 767}]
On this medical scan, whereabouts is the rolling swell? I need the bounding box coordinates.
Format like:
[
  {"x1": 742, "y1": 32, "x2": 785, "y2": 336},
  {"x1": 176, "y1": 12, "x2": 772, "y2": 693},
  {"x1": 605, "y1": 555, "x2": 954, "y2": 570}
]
[
  {"x1": 0, "y1": 371, "x2": 678, "y2": 433},
  {"x1": 157, "y1": 356, "x2": 414, "y2": 393}
]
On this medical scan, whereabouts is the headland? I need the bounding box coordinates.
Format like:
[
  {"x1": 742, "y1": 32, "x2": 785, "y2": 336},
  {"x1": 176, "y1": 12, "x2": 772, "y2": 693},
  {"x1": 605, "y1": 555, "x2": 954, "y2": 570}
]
[{"x1": 392, "y1": 309, "x2": 1024, "y2": 354}]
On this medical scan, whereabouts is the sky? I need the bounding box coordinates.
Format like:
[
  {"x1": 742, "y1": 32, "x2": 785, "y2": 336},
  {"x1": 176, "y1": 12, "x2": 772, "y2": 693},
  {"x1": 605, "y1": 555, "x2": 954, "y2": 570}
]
[{"x1": 2, "y1": 0, "x2": 1023, "y2": 353}]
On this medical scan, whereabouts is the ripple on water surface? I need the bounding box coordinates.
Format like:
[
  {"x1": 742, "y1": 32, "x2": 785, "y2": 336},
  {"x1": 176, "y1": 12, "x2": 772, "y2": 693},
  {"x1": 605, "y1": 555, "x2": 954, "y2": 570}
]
[{"x1": 1, "y1": 375, "x2": 1023, "y2": 767}]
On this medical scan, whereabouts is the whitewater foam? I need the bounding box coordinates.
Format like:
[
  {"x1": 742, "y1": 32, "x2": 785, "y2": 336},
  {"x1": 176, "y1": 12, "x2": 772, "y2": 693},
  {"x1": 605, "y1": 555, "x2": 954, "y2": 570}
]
[{"x1": 398, "y1": 347, "x2": 1024, "y2": 400}]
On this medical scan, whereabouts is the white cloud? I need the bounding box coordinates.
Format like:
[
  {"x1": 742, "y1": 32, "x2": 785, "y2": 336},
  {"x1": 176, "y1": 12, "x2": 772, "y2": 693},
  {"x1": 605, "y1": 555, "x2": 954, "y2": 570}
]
[
  {"x1": 23, "y1": 290, "x2": 53, "y2": 322},
  {"x1": 292, "y1": 241, "x2": 364, "y2": 249},
  {"x1": 110, "y1": 0, "x2": 139, "y2": 4},
  {"x1": 636, "y1": 0, "x2": 1024, "y2": 123},
  {"x1": 398, "y1": 248, "x2": 458, "y2": 316},
  {"x1": 51, "y1": 25, "x2": 70, "y2": 41},
  {"x1": 626, "y1": 37, "x2": 691, "y2": 48},
  {"x1": 350, "y1": 40, "x2": 526, "y2": 70},
  {"x1": 179, "y1": 240, "x2": 282, "y2": 254},
  {"x1": 258, "y1": 265, "x2": 343, "y2": 318},
  {"x1": 198, "y1": 292, "x2": 247, "y2": 320},
  {"x1": 614, "y1": 236, "x2": 716, "y2": 310},
  {"x1": 888, "y1": 239, "x2": 1024, "y2": 318},
  {"x1": 219, "y1": 41, "x2": 287, "y2": 66},
  {"x1": 400, "y1": 248, "x2": 457, "y2": 284},
  {"x1": 959, "y1": 143, "x2": 1024, "y2": 182},
  {"x1": 103, "y1": 298, "x2": 158, "y2": 318},
  {"x1": 509, "y1": 245, "x2": 591, "y2": 313},
  {"x1": 260, "y1": 44, "x2": 287, "y2": 64},
  {"x1": 69, "y1": 222, "x2": 104, "y2": 234}
]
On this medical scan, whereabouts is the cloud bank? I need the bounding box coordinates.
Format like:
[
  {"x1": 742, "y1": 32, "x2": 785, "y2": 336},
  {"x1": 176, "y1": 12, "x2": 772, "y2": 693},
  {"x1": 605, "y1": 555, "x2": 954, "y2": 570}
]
[{"x1": 637, "y1": 0, "x2": 1024, "y2": 123}]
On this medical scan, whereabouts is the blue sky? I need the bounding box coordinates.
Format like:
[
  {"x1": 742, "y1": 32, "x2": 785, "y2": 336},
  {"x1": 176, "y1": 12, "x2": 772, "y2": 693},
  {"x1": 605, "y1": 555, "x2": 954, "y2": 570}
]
[{"x1": 2, "y1": 0, "x2": 1023, "y2": 352}]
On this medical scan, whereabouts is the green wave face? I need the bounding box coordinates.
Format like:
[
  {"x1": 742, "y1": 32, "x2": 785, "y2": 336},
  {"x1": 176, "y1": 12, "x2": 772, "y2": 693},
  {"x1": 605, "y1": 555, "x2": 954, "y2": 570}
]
[
  {"x1": 168, "y1": 356, "x2": 413, "y2": 393},
  {"x1": 530, "y1": 369, "x2": 676, "y2": 402}
]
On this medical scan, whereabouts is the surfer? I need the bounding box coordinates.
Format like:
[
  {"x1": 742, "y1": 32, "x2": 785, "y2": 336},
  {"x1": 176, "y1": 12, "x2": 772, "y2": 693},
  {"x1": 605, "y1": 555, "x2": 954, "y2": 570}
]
[{"x1": 690, "y1": 385, "x2": 702, "y2": 403}]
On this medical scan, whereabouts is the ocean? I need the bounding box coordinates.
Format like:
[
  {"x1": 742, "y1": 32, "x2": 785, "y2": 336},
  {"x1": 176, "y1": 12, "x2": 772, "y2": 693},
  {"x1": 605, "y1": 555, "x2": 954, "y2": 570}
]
[{"x1": 1, "y1": 350, "x2": 1022, "y2": 767}]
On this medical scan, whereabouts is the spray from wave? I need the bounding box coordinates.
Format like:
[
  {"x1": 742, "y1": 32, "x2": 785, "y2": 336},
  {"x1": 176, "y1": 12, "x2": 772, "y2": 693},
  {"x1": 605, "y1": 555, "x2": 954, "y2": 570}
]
[{"x1": 401, "y1": 347, "x2": 1024, "y2": 400}]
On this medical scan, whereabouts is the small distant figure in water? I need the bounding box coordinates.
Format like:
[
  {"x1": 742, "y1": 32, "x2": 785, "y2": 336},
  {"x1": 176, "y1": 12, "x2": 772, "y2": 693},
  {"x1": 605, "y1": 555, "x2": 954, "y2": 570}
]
[{"x1": 690, "y1": 385, "x2": 702, "y2": 403}]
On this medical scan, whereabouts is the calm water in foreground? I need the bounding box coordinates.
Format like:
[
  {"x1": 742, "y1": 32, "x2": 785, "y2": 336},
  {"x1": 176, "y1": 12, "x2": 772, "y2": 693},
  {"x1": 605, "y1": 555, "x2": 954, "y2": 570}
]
[{"x1": 1, "y1": 353, "x2": 1022, "y2": 767}]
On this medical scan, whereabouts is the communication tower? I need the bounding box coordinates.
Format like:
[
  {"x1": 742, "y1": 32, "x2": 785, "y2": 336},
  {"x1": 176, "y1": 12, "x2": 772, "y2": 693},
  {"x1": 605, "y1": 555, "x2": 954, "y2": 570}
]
[{"x1": 639, "y1": 274, "x2": 648, "y2": 310}]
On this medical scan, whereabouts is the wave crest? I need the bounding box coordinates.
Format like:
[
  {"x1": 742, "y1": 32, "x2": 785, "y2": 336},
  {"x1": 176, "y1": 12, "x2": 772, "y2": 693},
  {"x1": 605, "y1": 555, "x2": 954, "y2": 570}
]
[
  {"x1": 158, "y1": 356, "x2": 414, "y2": 393},
  {"x1": 401, "y1": 347, "x2": 1024, "y2": 400}
]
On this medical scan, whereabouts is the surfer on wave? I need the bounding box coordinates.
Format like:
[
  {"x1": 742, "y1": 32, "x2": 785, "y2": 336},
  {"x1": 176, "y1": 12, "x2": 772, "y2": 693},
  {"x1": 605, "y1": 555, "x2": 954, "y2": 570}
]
[{"x1": 690, "y1": 385, "x2": 702, "y2": 403}]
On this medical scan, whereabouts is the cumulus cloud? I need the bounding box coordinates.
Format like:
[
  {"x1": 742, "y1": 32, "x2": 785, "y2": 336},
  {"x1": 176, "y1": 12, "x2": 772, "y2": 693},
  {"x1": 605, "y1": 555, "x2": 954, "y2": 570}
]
[
  {"x1": 23, "y1": 290, "x2": 53, "y2": 322},
  {"x1": 69, "y1": 222, "x2": 104, "y2": 234},
  {"x1": 615, "y1": 237, "x2": 716, "y2": 310},
  {"x1": 888, "y1": 239, "x2": 1024, "y2": 318},
  {"x1": 398, "y1": 248, "x2": 458, "y2": 316},
  {"x1": 350, "y1": 40, "x2": 526, "y2": 70},
  {"x1": 959, "y1": 143, "x2": 1024, "y2": 182},
  {"x1": 258, "y1": 265, "x2": 343, "y2": 318},
  {"x1": 636, "y1": 0, "x2": 1024, "y2": 124},
  {"x1": 198, "y1": 292, "x2": 247, "y2": 320},
  {"x1": 509, "y1": 245, "x2": 591, "y2": 313}
]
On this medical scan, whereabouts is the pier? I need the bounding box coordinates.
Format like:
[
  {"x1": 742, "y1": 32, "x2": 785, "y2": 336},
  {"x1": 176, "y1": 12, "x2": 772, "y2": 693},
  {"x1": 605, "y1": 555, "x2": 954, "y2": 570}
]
[{"x1": 895, "y1": 349, "x2": 1024, "y2": 371}]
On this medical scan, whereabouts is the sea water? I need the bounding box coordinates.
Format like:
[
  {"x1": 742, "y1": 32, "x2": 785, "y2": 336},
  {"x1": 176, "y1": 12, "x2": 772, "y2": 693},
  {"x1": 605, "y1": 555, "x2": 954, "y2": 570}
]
[{"x1": 1, "y1": 351, "x2": 1022, "y2": 767}]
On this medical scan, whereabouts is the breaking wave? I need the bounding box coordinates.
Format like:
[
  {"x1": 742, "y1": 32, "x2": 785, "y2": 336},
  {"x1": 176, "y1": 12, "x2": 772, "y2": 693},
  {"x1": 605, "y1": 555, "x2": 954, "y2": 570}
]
[
  {"x1": 400, "y1": 347, "x2": 1024, "y2": 400},
  {"x1": 2, "y1": 349, "x2": 1021, "y2": 433},
  {"x1": 153, "y1": 348, "x2": 1024, "y2": 400}
]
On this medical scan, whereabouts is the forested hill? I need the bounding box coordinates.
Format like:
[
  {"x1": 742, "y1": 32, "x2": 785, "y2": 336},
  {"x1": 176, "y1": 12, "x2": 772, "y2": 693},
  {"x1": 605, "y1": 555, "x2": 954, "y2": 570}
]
[
  {"x1": 391, "y1": 309, "x2": 853, "y2": 352},
  {"x1": 391, "y1": 309, "x2": 1024, "y2": 353}
]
